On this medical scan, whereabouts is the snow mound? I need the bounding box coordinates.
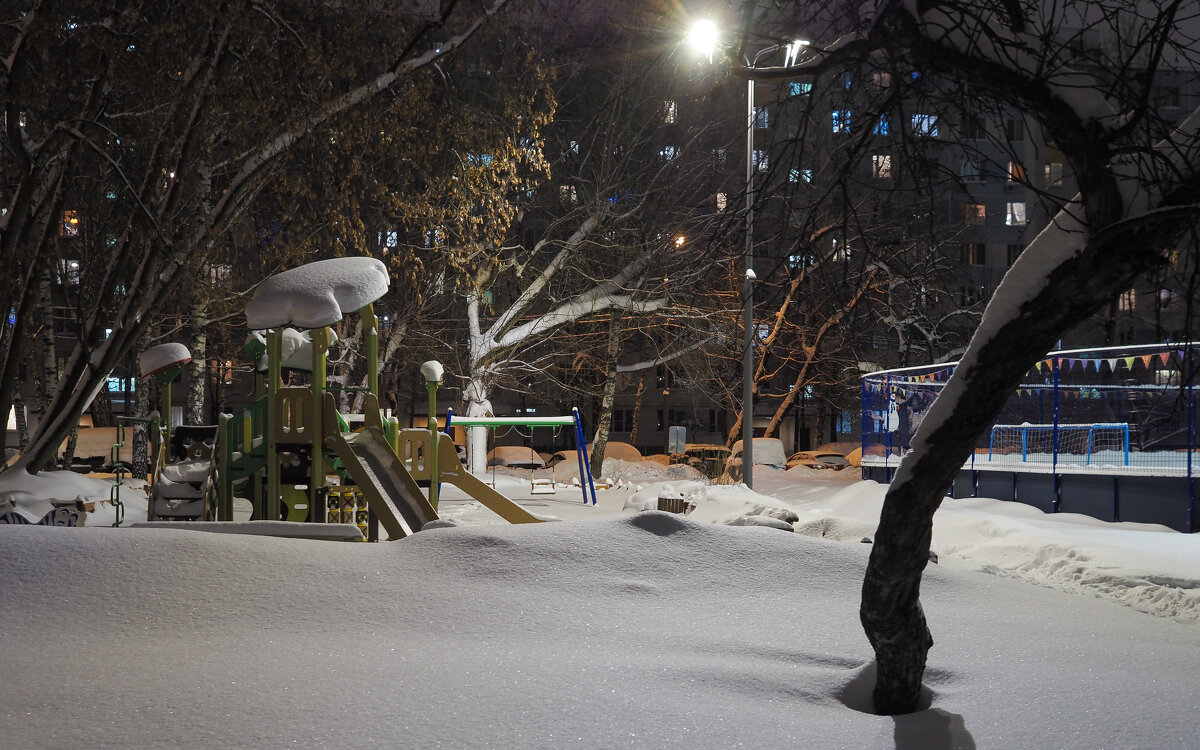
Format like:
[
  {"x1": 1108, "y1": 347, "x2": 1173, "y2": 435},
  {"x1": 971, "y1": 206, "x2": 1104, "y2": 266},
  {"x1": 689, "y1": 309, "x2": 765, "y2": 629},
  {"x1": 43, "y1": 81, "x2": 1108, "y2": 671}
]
[{"x1": 2, "y1": 513, "x2": 1198, "y2": 749}]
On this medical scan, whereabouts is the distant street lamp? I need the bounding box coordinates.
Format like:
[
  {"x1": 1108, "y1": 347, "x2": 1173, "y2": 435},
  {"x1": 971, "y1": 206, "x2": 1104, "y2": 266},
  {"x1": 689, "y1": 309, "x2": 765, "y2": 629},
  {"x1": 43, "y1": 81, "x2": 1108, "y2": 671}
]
[{"x1": 688, "y1": 21, "x2": 807, "y2": 489}]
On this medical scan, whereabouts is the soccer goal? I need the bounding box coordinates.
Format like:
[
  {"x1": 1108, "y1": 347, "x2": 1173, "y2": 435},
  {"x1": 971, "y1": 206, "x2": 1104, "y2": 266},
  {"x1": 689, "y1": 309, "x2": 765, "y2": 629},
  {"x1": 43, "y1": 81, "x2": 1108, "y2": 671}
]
[{"x1": 988, "y1": 423, "x2": 1130, "y2": 466}]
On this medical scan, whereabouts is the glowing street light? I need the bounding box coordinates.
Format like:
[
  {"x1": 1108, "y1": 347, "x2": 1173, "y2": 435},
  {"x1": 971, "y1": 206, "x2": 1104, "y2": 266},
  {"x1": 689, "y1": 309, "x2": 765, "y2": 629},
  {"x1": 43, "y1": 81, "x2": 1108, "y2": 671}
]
[
  {"x1": 687, "y1": 19, "x2": 719, "y2": 63},
  {"x1": 688, "y1": 20, "x2": 808, "y2": 489}
]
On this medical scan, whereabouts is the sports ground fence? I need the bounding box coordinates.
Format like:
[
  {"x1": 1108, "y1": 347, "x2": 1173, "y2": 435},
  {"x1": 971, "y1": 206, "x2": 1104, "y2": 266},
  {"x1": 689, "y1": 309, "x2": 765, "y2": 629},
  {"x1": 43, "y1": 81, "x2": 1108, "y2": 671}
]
[{"x1": 861, "y1": 343, "x2": 1200, "y2": 531}]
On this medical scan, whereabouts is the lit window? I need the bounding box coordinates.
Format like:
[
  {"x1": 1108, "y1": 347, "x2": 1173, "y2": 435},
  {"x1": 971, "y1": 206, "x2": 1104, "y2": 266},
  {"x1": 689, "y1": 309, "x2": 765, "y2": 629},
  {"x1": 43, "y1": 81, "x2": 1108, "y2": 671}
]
[
  {"x1": 663, "y1": 100, "x2": 677, "y2": 123},
  {"x1": 560, "y1": 185, "x2": 577, "y2": 203},
  {"x1": 61, "y1": 210, "x2": 80, "y2": 237},
  {"x1": 1118, "y1": 289, "x2": 1136, "y2": 312},
  {"x1": 872, "y1": 71, "x2": 892, "y2": 89},
  {"x1": 872, "y1": 154, "x2": 892, "y2": 179},
  {"x1": 963, "y1": 203, "x2": 986, "y2": 224},
  {"x1": 715, "y1": 192, "x2": 727, "y2": 212},
  {"x1": 424, "y1": 226, "x2": 446, "y2": 246},
  {"x1": 1044, "y1": 162, "x2": 1063, "y2": 186},
  {"x1": 873, "y1": 115, "x2": 889, "y2": 135},
  {"x1": 912, "y1": 114, "x2": 939, "y2": 137},
  {"x1": 659, "y1": 146, "x2": 678, "y2": 160},
  {"x1": 788, "y1": 81, "x2": 812, "y2": 97},
  {"x1": 833, "y1": 238, "x2": 850, "y2": 260},
  {"x1": 210, "y1": 265, "x2": 232, "y2": 284},
  {"x1": 753, "y1": 106, "x2": 769, "y2": 129},
  {"x1": 832, "y1": 110, "x2": 851, "y2": 133},
  {"x1": 789, "y1": 167, "x2": 814, "y2": 184},
  {"x1": 753, "y1": 149, "x2": 768, "y2": 172},
  {"x1": 466, "y1": 153, "x2": 493, "y2": 167},
  {"x1": 1005, "y1": 201, "x2": 1026, "y2": 226},
  {"x1": 1007, "y1": 161, "x2": 1026, "y2": 182},
  {"x1": 60, "y1": 260, "x2": 80, "y2": 285}
]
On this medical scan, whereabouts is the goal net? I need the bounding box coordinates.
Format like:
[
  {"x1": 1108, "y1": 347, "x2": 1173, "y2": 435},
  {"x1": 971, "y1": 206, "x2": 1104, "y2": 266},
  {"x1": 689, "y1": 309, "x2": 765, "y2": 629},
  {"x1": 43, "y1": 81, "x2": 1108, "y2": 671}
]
[{"x1": 987, "y1": 423, "x2": 1130, "y2": 466}]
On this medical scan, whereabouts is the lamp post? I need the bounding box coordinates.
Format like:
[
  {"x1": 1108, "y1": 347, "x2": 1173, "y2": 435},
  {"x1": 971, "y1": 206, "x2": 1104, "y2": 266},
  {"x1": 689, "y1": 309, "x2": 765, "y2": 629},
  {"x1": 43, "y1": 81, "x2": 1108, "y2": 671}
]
[
  {"x1": 689, "y1": 22, "x2": 806, "y2": 489},
  {"x1": 420, "y1": 360, "x2": 444, "y2": 510}
]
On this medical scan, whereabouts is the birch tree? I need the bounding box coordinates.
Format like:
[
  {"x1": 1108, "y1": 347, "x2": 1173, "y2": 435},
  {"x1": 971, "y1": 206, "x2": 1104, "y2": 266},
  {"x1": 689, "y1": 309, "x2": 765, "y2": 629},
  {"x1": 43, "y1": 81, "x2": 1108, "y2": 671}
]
[{"x1": 752, "y1": 0, "x2": 1200, "y2": 714}]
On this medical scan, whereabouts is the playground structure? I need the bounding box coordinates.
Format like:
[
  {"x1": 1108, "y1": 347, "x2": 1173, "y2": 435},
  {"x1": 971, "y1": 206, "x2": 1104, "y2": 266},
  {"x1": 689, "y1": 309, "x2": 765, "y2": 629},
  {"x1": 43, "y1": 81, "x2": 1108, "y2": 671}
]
[
  {"x1": 861, "y1": 343, "x2": 1200, "y2": 532},
  {"x1": 138, "y1": 257, "x2": 547, "y2": 539}
]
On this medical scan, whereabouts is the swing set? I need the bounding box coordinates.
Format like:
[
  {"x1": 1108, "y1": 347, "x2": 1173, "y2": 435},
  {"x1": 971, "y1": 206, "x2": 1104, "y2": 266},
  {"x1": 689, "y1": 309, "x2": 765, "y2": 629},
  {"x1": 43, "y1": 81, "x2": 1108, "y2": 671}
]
[{"x1": 444, "y1": 408, "x2": 598, "y2": 505}]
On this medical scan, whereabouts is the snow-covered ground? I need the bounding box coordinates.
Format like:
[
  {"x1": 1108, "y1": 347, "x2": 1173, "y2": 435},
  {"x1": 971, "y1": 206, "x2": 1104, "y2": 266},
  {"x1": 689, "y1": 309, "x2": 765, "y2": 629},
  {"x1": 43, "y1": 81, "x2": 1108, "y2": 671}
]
[{"x1": 1, "y1": 462, "x2": 1198, "y2": 749}]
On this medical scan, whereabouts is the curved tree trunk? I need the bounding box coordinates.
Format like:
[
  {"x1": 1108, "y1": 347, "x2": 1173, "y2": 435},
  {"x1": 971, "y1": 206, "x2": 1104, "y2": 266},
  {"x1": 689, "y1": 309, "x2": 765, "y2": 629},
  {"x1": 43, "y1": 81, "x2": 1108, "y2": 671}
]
[{"x1": 862, "y1": 203, "x2": 1185, "y2": 713}]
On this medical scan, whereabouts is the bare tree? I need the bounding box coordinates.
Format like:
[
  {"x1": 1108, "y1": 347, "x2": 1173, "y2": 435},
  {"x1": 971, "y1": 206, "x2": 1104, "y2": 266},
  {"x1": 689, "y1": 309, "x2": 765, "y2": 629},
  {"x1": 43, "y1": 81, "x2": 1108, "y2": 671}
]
[
  {"x1": 0, "y1": 0, "x2": 514, "y2": 473},
  {"x1": 443, "y1": 40, "x2": 730, "y2": 472},
  {"x1": 748, "y1": 0, "x2": 1200, "y2": 714}
]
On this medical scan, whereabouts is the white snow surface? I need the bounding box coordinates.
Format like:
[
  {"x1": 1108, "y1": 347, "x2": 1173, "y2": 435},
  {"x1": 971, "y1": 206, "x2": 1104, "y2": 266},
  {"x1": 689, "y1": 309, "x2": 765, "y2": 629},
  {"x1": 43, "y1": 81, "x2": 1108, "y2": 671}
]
[
  {"x1": 2, "y1": 465, "x2": 1199, "y2": 749},
  {"x1": 137, "y1": 342, "x2": 191, "y2": 377},
  {"x1": 245, "y1": 256, "x2": 389, "y2": 330}
]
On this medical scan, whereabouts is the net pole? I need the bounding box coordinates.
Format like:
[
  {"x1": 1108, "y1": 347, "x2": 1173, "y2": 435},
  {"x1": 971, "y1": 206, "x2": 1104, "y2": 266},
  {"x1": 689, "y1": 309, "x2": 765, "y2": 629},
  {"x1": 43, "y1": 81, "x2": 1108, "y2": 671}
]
[
  {"x1": 1188, "y1": 354, "x2": 1195, "y2": 532},
  {"x1": 1052, "y1": 357, "x2": 1061, "y2": 513},
  {"x1": 861, "y1": 377, "x2": 868, "y2": 481},
  {"x1": 884, "y1": 375, "x2": 893, "y2": 473}
]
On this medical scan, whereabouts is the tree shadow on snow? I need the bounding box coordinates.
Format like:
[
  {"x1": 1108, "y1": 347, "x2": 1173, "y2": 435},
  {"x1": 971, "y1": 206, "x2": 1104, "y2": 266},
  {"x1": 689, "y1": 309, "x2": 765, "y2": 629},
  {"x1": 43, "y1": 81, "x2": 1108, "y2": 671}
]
[{"x1": 837, "y1": 661, "x2": 977, "y2": 750}]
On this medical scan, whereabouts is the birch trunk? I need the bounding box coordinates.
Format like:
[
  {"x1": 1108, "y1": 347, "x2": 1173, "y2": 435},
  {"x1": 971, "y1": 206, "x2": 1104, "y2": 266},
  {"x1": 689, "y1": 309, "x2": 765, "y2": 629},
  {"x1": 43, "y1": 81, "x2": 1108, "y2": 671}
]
[
  {"x1": 186, "y1": 293, "x2": 209, "y2": 425},
  {"x1": 463, "y1": 373, "x2": 493, "y2": 475},
  {"x1": 589, "y1": 312, "x2": 622, "y2": 474}
]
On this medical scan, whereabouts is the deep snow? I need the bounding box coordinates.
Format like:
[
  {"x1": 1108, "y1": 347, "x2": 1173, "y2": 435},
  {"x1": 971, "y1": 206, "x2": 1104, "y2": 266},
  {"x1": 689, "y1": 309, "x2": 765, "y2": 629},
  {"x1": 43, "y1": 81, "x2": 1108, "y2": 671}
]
[{"x1": 1, "y1": 463, "x2": 1198, "y2": 749}]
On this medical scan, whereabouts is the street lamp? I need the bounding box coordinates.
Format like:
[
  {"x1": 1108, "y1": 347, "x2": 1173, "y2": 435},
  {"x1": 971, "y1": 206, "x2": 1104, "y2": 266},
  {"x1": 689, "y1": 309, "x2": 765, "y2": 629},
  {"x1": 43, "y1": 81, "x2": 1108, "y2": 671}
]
[{"x1": 688, "y1": 22, "x2": 807, "y2": 489}]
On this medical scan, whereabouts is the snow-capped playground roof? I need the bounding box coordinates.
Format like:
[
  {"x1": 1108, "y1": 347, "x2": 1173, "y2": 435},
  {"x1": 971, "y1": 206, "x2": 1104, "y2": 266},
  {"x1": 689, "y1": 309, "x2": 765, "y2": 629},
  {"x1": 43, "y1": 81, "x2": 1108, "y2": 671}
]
[
  {"x1": 245, "y1": 257, "x2": 389, "y2": 330},
  {"x1": 138, "y1": 342, "x2": 191, "y2": 377}
]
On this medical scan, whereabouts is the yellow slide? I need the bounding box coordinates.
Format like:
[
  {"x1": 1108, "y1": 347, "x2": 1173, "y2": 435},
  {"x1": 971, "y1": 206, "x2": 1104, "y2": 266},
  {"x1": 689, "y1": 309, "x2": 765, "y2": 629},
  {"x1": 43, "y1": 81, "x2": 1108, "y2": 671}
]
[{"x1": 325, "y1": 426, "x2": 438, "y2": 539}]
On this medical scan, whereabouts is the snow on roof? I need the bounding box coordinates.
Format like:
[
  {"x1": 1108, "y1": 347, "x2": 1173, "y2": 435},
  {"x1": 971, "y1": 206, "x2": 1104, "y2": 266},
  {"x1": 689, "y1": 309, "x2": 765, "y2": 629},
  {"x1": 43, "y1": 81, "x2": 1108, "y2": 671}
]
[
  {"x1": 138, "y1": 342, "x2": 191, "y2": 377},
  {"x1": 245, "y1": 257, "x2": 389, "y2": 330}
]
